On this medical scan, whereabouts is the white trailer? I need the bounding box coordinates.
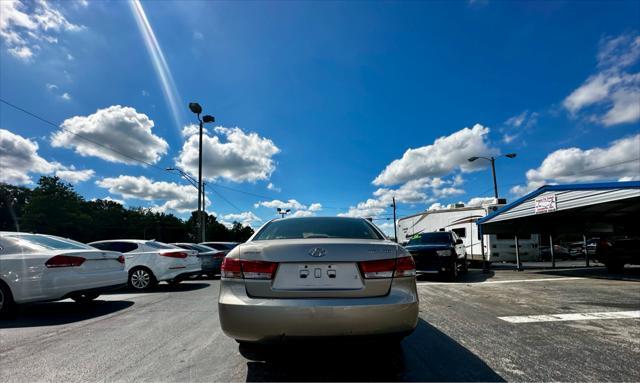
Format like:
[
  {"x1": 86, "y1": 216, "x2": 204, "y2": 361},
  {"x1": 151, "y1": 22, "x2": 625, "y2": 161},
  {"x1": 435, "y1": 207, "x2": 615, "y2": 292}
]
[{"x1": 397, "y1": 201, "x2": 540, "y2": 263}]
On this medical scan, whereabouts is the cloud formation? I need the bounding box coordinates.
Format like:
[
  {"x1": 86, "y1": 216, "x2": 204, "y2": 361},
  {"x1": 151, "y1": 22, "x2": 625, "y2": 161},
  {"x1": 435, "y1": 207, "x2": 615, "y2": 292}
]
[
  {"x1": 373, "y1": 124, "x2": 497, "y2": 186},
  {"x1": 0, "y1": 128, "x2": 93, "y2": 184},
  {"x1": 511, "y1": 134, "x2": 640, "y2": 195},
  {"x1": 563, "y1": 33, "x2": 640, "y2": 126},
  {"x1": 176, "y1": 126, "x2": 280, "y2": 183},
  {"x1": 95, "y1": 175, "x2": 208, "y2": 214},
  {"x1": 0, "y1": 0, "x2": 83, "y2": 60},
  {"x1": 51, "y1": 105, "x2": 169, "y2": 165}
]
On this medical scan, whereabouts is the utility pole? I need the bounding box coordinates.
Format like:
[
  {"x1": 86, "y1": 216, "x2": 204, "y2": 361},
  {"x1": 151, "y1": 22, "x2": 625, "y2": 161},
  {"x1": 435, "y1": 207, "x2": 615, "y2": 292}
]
[{"x1": 391, "y1": 197, "x2": 398, "y2": 243}]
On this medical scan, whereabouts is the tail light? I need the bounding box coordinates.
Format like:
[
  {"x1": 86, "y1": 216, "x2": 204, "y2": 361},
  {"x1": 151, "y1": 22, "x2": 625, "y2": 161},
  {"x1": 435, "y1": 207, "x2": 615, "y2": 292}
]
[
  {"x1": 359, "y1": 259, "x2": 395, "y2": 279},
  {"x1": 117, "y1": 255, "x2": 125, "y2": 264},
  {"x1": 358, "y1": 256, "x2": 416, "y2": 279},
  {"x1": 45, "y1": 255, "x2": 86, "y2": 268},
  {"x1": 221, "y1": 258, "x2": 277, "y2": 280},
  {"x1": 394, "y1": 256, "x2": 416, "y2": 277},
  {"x1": 160, "y1": 251, "x2": 188, "y2": 259}
]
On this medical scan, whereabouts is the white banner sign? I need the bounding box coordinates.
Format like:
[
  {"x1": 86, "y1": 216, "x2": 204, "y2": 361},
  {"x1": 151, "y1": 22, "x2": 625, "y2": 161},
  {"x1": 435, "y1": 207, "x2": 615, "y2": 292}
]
[{"x1": 535, "y1": 194, "x2": 556, "y2": 214}]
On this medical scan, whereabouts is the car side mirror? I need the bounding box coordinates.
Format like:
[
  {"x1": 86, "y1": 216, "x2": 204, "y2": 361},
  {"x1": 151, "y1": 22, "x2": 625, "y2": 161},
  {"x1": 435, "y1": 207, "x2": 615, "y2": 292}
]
[{"x1": 455, "y1": 239, "x2": 463, "y2": 244}]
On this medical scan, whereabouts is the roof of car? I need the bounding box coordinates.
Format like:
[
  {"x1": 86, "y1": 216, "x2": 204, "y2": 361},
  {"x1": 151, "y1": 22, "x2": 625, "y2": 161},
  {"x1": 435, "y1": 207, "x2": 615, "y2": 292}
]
[{"x1": 88, "y1": 239, "x2": 153, "y2": 244}]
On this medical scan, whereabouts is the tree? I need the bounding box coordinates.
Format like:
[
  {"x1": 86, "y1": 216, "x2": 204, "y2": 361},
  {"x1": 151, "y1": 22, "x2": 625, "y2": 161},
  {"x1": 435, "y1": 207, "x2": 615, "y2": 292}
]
[{"x1": 0, "y1": 183, "x2": 31, "y2": 231}]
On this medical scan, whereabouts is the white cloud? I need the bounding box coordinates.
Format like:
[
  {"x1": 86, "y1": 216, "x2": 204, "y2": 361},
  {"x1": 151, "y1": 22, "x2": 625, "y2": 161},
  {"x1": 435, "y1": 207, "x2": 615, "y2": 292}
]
[
  {"x1": 254, "y1": 199, "x2": 306, "y2": 210},
  {"x1": 267, "y1": 182, "x2": 281, "y2": 192},
  {"x1": 466, "y1": 197, "x2": 495, "y2": 207},
  {"x1": 66, "y1": 52, "x2": 73, "y2": 60},
  {"x1": 308, "y1": 203, "x2": 322, "y2": 212},
  {"x1": 254, "y1": 199, "x2": 322, "y2": 217},
  {"x1": 505, "y1": 111, "x2": 527, "y2": 128},
  {"x1": 0, "y1": 0, "x2": 84, "y2": 61},
  {"x1": 46, "y1": 83, "x2": 58, "y2": 91},
  {"x1": 51, "y1": 105, "x2": 169, "y2": 165},
  {"x1": 55, "y1": 167, "x2": 94, "y2": 183},
  {"x1": 193, "y1": 31, "x2": 204, "y2": 40},
  {"x1": 61, "y1": 92, "x2": 71, "y2": 100},
  {"x1": 563, "y1": 33, "x2": 640, "y2": 126},
  {"x1": 373, "y1": 124, "x2": 498, "y2": 186},
  {"x1": 221, "y1": 211, "x2": 262, "y2": 227},
  {"x1": 511, "y1": 134, "x2": 640, "y2": 196},
  {"x1": 176, "y1": 126, "x2": 280, "y2": 183},
  {"x1": 0, "y1": 128, "x2": 93, "y2": 184},
  {"x1": 95, "y1": 175, "x2": 207, "y2": 214},
  {"x1": 141, "y1": 90, "x2": 149, "y2": 96},
  {"x1": 502, "y1": 111, "x2": 538, "y2": 143}
]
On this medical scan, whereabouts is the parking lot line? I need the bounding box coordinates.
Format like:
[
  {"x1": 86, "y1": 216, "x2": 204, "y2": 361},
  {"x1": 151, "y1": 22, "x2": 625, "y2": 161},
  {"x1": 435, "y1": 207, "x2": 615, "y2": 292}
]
[
  {"x1": 498, "y1": 310, "x2": 640, "y2": 323},
  {"x1": 417, "y1": 276, "x2": 585, "y2": 285}
]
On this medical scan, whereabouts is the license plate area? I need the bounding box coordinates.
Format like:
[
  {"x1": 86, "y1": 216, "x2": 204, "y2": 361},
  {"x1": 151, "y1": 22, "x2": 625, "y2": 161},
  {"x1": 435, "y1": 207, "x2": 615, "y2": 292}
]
[{"x1": 272, "y1": 262, "x2": 363, "y2": 290}]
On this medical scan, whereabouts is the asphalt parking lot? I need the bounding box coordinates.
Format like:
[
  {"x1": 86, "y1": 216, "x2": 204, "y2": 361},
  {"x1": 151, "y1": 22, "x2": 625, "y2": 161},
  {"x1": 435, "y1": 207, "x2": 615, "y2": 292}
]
[{"x1": 1, "y1": 267, "x2": 639, "y2": 382}]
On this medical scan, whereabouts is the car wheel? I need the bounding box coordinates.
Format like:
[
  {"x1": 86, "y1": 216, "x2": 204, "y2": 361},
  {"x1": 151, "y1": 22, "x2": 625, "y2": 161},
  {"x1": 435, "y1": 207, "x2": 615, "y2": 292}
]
[
  {"x1": 0, "y1": 282, "x2": 15, "y2": 317},
  {"x1": 444, "y1": 263, "x2": 457, "y2": 282},
  {"x1": 129, "y1": 267, "x2": 156, "y2": 290},
  {"x1": 606, "y1": 261, "x2": 624, "y2": 273},
  {"x1": 462, "y1": 256, "x2": 469, "y2": 273},
  {"x1": 71, "y1": 292, "x2": 100, "y2": 303}
]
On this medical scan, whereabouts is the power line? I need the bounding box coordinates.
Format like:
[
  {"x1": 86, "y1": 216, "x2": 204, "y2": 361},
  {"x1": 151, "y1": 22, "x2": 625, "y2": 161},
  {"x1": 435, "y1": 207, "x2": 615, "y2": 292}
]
[{"x1": 0, "y1": 98, "x2": 169, "y2": 171}]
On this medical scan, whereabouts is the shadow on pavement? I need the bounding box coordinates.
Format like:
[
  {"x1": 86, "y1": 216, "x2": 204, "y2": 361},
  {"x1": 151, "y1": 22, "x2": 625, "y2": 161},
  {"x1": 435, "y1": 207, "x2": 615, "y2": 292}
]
[
  {"x1": 242, "y1": 319, "x2": 504, "y2": 382},
  {"x1": 104, "y1": 281, "x2": 211, "y2": 294},
  {"x1": 0, "y1": 300, "x2": 133, "y2": 328}
]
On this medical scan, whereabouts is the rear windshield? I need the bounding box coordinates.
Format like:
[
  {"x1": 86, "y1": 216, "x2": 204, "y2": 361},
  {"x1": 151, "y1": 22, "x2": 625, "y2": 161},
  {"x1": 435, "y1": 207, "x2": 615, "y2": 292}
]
[
  {"x1": 178, "y1": 243, "x2": 216, "y2": 252},
  {"x1": 2, "y1": 234, "x2": 92, "y2": 250},
  {"x1": 408, "y1": 232, "x2": 451, "y2": 246},
  {"x1": 146, "y1": 241, "x2": 178, "y2": 249},
  {"x1": 253, "y1": 218, "x2": 383, "y2": 240}
]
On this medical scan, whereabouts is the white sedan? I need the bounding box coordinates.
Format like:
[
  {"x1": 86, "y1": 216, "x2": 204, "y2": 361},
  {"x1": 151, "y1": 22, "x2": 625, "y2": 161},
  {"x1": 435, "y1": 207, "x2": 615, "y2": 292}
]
[
  {"x1": 0, "y1": 232, "x2": 128, "y2": 315},
  {"x1": 88, "y1": 240, "x2": 201, "y2": 290}
]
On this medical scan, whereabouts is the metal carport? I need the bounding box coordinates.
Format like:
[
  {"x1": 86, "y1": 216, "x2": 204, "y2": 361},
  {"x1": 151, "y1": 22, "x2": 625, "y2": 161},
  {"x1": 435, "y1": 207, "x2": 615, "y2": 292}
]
[{"x1": 477, "y1": 181, "x2": 640, "y2": 270}]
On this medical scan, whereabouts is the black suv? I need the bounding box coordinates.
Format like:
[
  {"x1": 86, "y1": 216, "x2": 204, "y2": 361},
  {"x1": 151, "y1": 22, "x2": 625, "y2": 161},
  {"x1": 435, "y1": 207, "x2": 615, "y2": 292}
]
[{"x1": 405, "y1": 231, "x2": 467, "y2": 281}]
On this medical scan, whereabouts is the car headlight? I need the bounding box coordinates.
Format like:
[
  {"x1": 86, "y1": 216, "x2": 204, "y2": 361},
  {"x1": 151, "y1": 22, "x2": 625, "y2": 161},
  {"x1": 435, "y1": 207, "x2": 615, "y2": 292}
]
[{"x1": 436, "y1": 249, "x2": 452, "y2": 257}]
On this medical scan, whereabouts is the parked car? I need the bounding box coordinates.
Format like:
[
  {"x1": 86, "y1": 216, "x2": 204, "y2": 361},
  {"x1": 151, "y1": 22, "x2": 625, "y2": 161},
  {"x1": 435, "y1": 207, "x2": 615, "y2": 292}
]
[
  {"x1": 594, "y1": 237, "x2": 640, "y2": 272},
  {"x1": 88, "y1": 240, "x2": 201, "y2": 290},
  {"x1": 200, "y1": 242, "x2": 239, "y2": 254},
  {"x1": 171, "y1": 243, "x2": 224, "y2": 277},
  {"x1": 404, "y1": 231, "x2": 467, "y2": 281},
  {"x1": 218, "y1": 217, "x2": 418, "y2": 344},
  {"x1": 539, "y1": 244, "x2": 570, "y2": 261},
  {"x1": 0, "y1": 232, "x2": 127, "y2": 315}
]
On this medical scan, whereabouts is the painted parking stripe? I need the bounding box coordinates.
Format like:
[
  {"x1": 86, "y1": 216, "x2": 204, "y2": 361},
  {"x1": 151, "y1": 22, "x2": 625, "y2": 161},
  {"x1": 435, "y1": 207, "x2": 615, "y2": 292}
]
[
  {"x1": 417, "y1": 277, "x2": 584, "y2": 285},
  {"x1": 498, "y1": 310, "x2": 640, "y2": 323}
]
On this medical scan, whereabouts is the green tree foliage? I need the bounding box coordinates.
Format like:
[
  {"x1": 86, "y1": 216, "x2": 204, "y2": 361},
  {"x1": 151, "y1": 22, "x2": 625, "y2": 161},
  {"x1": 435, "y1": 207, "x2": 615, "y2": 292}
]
[{"x1": 0, "y1": 176, "x2": 254, "y2": 244}]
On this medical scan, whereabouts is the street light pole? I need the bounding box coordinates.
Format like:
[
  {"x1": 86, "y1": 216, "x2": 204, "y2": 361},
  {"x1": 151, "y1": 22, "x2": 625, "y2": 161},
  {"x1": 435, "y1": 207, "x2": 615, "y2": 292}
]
[
  {"x1": 468, "y1": 153, "x2": 517, "y2": 200},
  {"x1": 490, "y1": 157, "x2": 498, "y2": 199},
  {"x1": 390, "y1": 197, "x2": 398, "y2": 243},
  {"x1": 188, "y1": 103, "x2": 215, "y2": 243}
]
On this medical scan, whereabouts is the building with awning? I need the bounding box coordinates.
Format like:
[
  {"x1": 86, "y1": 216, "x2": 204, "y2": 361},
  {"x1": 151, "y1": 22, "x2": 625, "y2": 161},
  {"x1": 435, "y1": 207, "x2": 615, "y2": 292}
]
[{"x1": 477, "y1": 181, "x2": 640, "y2": 269}]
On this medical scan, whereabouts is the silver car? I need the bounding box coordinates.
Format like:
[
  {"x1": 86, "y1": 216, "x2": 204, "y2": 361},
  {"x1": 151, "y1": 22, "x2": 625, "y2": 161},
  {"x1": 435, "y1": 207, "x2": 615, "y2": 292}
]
[{"x1": 218, "y1": 217, "x2": 419, "y2": 343}]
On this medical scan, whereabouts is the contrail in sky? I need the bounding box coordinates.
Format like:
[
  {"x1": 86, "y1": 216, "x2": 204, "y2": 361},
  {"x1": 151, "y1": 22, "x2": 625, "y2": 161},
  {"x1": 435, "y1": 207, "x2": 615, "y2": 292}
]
[{"x1": 130, "y1": 0, "x2": 184, "y2": 131}]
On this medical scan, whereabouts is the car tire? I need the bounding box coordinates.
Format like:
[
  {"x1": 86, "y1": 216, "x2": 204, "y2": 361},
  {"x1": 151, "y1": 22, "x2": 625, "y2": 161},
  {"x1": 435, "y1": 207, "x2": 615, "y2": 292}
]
[
  {"x1": 128, "y1": 267, "x2": 157, "y2": 291},
  {"x1": 71, "y1": 292, "x2": 100, "y2": 303},
  {"x1": 0, "y1": 281, "x2": 15, "y2": 317},
  {"x1": 444, "y1": 263, "x2": 457, "y2": 282},
  {"x1": 606, "y1": 261, "x2": 624, "y2": 273}
]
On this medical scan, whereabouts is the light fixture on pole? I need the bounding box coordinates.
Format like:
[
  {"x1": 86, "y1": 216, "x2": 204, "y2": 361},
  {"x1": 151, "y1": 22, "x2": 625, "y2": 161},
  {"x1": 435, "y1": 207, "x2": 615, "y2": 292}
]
[
  {"x1": 276, "y1": 208, "x2": 291, "y2": 218},
  {"x1": 467, "y1": 153, "x2": 517, "y2": 199},
  {"x1": 188, "y1": 102, "x2": 215, "y2": 242}
]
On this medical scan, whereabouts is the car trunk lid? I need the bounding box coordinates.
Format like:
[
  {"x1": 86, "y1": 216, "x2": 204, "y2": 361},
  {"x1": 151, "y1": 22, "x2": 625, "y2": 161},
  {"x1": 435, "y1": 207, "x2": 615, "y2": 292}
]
[{"x1": 240, "y1": 239, "x2": 398, "y2": 298}]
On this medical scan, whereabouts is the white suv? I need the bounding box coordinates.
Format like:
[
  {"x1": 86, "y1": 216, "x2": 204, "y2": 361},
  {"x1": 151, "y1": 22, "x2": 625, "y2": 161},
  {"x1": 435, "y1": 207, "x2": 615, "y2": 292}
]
[{"x1": 88, "y1": 240, "x2": 201, "y2": 290}]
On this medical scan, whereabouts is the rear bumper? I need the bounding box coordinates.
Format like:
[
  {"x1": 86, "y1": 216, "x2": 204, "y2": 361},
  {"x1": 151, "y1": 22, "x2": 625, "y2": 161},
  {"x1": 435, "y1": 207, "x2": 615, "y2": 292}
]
[
  {"x1": 156, "y1": 264, "x2": 201, "y2": 282},
  {"x1": 218, "y1": 278, "x2": 419, "y2": 342},
  {"x1": 200, "y1": 258, "x2": 222, "y2": 274}
]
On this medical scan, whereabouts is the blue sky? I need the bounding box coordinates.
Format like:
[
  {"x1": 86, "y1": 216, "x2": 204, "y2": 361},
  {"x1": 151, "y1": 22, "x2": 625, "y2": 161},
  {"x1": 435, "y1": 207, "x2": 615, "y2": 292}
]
[{"x1": 1, "y1": 0, "x2": 639, "y2": 233}]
